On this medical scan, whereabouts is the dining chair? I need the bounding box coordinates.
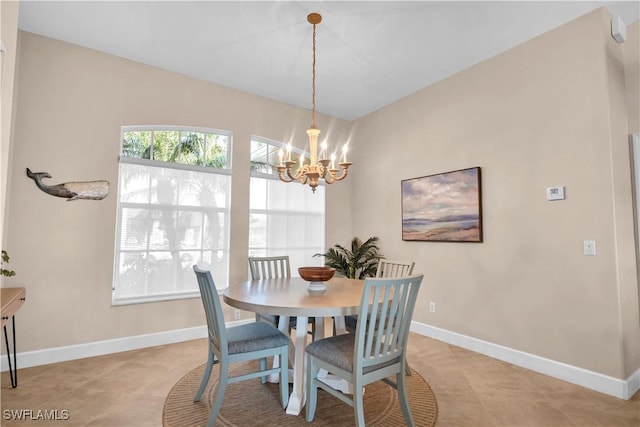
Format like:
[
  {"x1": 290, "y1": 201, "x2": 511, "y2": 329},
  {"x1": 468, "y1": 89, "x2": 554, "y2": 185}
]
[
  {"x1": 248, "y1": 256, "x2": 315, "y2": 337},
  {"x1": 343, "y1": 259, "x2": 416, "y2": 375},
  {"x1": 376, "y1": 259, "x2": 416, "y2": 278},
  {"x1": 344, "y1": 259, "x2": 416, "y2": 329},
  {"x1": 305, "y1": 274, "x2": 424, "y2": 426},
  {"x1": 192, "y1": 266, "x2": 290, "y2": 427}
]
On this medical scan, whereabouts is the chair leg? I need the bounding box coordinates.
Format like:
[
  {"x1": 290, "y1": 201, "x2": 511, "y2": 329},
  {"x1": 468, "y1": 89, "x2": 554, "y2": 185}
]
[
  {"x1": 259, "y1": 357, "x2": 267, "y2": 384},
  {"x1": 305, "y1": 356, "x2": 318, "y2": 422},
  {"x1": 207, "y1": 359, "x2": 229, "y2": 427},
  {"x1": 279, "y1": 347, "x2": 289, "y2": 409},
  {"x1": 404, "y1": 357, "x2": 413, "y2": 376},
  {"x1": 194, "y1": 343, "x2": 216, "y2": 402},
  {"x1": 397, "y1": 371, "x2": 415, "y2": 426},
  {"x1": 353, "y1": 383, "x2": 366, "y2": 427}
]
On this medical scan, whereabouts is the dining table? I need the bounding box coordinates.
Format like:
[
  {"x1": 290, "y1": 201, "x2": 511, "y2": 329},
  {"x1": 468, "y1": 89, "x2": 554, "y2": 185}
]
[{"x1": 223, "y1": 276, "x2": 365, "y2": 416}]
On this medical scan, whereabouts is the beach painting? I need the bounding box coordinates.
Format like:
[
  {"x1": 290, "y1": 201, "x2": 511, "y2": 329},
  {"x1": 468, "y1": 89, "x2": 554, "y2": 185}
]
[{"x1": 402, "y1": 167, "x2": 482, "y2": 242}]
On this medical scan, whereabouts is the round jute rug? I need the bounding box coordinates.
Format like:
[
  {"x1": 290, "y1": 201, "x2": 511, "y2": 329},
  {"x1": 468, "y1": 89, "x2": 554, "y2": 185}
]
[{"x1": 163, "y1": 361, "x2": 438, "y2": 426}]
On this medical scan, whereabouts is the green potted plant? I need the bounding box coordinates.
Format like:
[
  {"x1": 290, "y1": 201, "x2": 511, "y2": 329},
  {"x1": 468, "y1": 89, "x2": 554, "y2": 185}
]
[
  {"x1": 1, "y1": 250, "x2": 16, "y2": 278},
  {"x1": 314, "y1": 236, "x2": 383, "y2": 279}
]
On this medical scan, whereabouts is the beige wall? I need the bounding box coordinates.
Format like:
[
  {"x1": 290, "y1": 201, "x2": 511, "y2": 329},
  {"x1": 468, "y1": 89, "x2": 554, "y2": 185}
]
[
  {"x1": 2, "y1": 31, "x2": 352, "y2": 350},
  {"x1": 1, "y1": 0, "x2": 20, "y2": 255},
  {"x1": 624, "y1": 22, "x2": 639, "y2": 133},
  {"x1": 348, "y1": 9, "x2": 639, "y2": 379},
  {"x1": 624, "y1": 20, "x2": 640, "y2": 378},
  {"x1": 2, "y1": 6, "x2": 638, "y2": 384}
]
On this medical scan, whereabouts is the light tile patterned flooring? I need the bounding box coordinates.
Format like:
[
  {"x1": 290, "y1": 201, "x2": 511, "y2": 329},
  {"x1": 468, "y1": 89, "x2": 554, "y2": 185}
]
[{"x1": 1, "y1": 333, "x2": 638, "y2": 426}]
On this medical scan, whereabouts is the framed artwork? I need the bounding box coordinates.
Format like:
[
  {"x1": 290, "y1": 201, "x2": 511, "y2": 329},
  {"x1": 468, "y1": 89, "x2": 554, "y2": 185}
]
[{"x1": 401, "y1": 167, "x2": 482, "y2": 242}]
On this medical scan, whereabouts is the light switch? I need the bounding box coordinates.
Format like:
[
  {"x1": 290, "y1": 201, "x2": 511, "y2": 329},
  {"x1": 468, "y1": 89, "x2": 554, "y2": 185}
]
[{"x1": 583, "y1": 240, "x2": 596, "y2": 256}]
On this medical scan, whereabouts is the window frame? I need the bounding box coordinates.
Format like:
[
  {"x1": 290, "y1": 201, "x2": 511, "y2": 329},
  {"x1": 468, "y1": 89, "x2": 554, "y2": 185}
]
[
  {"x1": 248, "y1": 135, "x2": 326, "y2": 270},
  {"x1": 113, "y1": 125, "x2": 232, "y2": 305}
]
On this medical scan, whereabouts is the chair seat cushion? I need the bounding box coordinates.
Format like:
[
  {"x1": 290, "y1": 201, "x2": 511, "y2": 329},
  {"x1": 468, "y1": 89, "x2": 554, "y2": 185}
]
[
  {"x1": 305, "y1": 333, "x2": 400, "y2": 374},
  {"x1": 227, "y1": 322, "x2": 290, "y2": 354}
]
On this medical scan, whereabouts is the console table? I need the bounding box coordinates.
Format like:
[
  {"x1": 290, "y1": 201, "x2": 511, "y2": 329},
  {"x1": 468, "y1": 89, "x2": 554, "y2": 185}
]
[{"x1": 1, "y1": 287, "x2": 26, "y2": 388}]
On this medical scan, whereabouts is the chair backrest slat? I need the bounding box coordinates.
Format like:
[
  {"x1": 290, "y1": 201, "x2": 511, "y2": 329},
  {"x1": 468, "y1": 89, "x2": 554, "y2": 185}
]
[
  {"x1": 355, "y1": 274, "x2": 423, "y2": 370},
  {"x1": 193, "y1": 266, "x2": 228, "y2": 357},
  {"x1": 376, "y1": 259, "x2": 415, "y2": 278},
  {"x1": 375, "y1": 285, "x2": 393, "y2": 355},
  {"x1": 249, "y1": 256, "x2": 291, "y2": 280}
]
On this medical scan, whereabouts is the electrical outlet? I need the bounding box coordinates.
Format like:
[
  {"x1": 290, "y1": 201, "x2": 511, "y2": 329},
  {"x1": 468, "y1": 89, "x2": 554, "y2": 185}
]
[
  {"x1": 234, "y1": 310, "x2": 241, "y2": 320},
  {"x1": 429, "y1": 302, "x2": 436, "y2": 313}
]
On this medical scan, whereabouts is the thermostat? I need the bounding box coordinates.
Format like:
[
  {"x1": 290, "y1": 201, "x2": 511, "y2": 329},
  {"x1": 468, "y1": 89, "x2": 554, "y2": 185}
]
[{"x1": 546, "y1": 186, "x2": 565, "y2": 201}]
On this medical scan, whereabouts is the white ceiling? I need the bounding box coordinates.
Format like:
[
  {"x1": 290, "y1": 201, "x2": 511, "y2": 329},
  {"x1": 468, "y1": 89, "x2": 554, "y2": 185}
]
[{"x1": 17, "y1": 1, "x2": 640, "y2": 121}]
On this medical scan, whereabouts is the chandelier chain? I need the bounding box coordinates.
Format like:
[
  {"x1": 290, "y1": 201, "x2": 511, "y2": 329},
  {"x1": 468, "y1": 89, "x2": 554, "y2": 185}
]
[{"x1": 311, "y1": 22, "x2": 317, "y2": 129}]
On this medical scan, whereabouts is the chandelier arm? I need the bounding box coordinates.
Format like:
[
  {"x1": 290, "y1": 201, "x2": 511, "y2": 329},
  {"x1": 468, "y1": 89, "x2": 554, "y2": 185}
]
[
  {"x1": 277, "y1": 166, "x2": 294, "y2": 183},
  {"x1": 318, "y1": 160, "x2": 331, "y2": 183},
  {"x1": 298, "y1": 172, "x2": 309, "y2": 185},
  {"x1": 330, "y1": 163, "x2": 352, "y2": 182},
  {"x1": 282, "y1": 161, "x2": 297, "y2": 181},
  {"x1": 288, "y1": 168, "x2": 299, "y2": 181},
  {"x1": 294, "y1": 164, "x2": 311, "y2": 184}
]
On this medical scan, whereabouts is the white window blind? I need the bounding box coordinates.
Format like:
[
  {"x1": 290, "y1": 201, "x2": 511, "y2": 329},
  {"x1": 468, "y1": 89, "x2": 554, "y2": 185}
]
[
  {"x1": 113, "y1": 126, "x2": 231, "y2": 305},
  {"x1": 249, "y1": 137, "x2": 325, "y2": 270}
]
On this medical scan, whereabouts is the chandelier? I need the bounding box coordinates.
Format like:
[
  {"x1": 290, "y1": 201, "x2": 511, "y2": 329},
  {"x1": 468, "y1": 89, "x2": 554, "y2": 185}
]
[{"x1": 277, "y1": 13, "x2": 352, "y2": 193}]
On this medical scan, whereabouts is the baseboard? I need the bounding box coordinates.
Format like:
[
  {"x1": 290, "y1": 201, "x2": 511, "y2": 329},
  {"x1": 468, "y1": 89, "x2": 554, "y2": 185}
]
[
  {"x1": 410, "y1": 321, "x2": 639, "y2": 400},
  {"x1": 0, "y1": 319, "x2": 251, "y2": 372},
  {"x1": 3, "y1": 319, "x2": 638, "y2": 400}
]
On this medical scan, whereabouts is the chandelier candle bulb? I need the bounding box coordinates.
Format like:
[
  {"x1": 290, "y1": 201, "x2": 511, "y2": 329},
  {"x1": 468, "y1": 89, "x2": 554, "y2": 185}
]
[
  {"x1": 287, "y1": 143, "x2": 292, "y2": 162},
  {"x1": 342, "y1": 145, "x2": 348, "y2": 163},
  {"x1": 278, "y1": 148, "x2": 284, "y2": 166},
  {"x1": 320, "y1": 141, "x2": 327, "y2": 160}
]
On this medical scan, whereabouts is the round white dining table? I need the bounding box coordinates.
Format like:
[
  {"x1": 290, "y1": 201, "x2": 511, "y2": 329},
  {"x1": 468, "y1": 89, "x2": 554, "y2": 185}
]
[{"x1": 223, "y1": 276, "x2": 364, "y2": 416}]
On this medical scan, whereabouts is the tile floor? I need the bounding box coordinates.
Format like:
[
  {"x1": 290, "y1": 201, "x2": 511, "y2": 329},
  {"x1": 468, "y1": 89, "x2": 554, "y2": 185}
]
[{"x1": 1, "y1": 333, "x2": 638, "y2": 426}]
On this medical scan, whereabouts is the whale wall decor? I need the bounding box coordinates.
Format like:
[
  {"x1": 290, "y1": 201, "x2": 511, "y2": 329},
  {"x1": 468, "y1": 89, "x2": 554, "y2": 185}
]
[{"x1": 26, "y1": 168, "x2": 109, "y2": 201}]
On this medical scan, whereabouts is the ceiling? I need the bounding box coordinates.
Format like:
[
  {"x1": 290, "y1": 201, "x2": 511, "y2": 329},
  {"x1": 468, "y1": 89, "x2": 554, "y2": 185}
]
[{"x1": 17, "y1": 1, "x2": 640, "y2": 121}]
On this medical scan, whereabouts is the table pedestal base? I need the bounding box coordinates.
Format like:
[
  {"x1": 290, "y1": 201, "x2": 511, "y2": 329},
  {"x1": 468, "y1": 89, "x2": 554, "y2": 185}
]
[{"x1": 269, "y1": 315, "x2": 355, "y2": 414}]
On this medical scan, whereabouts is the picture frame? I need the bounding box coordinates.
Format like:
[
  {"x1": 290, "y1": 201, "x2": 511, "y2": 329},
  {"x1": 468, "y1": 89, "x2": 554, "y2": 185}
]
[{"x1": 401, "y1": 167, "x2": 482, "y2": 242}]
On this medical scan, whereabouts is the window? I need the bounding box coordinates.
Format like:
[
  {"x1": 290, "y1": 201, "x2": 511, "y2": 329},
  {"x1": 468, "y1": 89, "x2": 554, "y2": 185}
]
[
  {"x1": 249, "y1": 137, "x2": 325, "y2": 270},
  {"x1": 113, "y1": 126, "x2": 232, "y2": 305}
]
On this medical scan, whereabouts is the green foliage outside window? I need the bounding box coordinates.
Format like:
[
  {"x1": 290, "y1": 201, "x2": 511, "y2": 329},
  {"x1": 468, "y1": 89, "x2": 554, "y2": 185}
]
[{"x1": 123, "y1": 130, "x2": 229, "y2": 168}]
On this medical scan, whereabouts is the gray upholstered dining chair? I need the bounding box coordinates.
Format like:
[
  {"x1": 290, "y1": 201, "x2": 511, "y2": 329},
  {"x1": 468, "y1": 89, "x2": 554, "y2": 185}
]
[
  {"x1": 305, "y1": 274, "x2": 424, "y2": 426},
  {"x1": 248, "y1": 255, "x2": 315, "y2": 337},
  {"x1": 192, "y1": 265, "x2": 290, "y2": 427}
]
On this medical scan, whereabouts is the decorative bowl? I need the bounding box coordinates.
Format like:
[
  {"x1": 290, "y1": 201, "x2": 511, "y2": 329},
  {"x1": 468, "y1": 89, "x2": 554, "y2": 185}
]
[{"x1": 298, "y1": 267, "x2": 335, "y2": 292}]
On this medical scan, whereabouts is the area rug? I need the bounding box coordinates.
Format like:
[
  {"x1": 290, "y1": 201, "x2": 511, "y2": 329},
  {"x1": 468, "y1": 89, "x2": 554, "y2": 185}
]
[{"x1": 163, "y1": 361, "x2": 438, "y2": 426}]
